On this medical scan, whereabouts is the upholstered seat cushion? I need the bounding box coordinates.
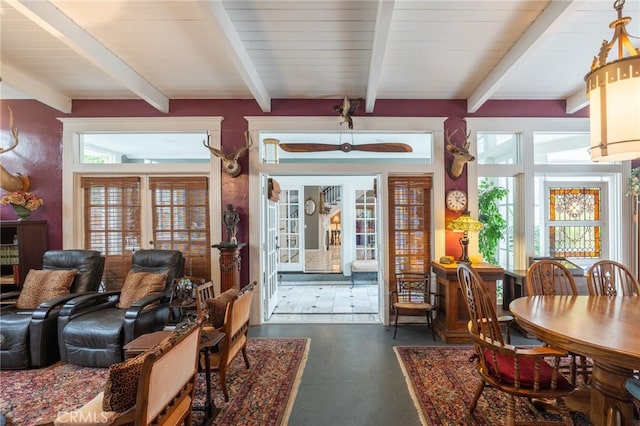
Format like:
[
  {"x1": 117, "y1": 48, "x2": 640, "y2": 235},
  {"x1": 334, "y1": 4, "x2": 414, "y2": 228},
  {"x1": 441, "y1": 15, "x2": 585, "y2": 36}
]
[
  {"x1": 16, "y1": 269, "x2": 78, "y2": 310},
  {"x1": 116, "y1": 271, "x2": 167, "y2": 309},
  {"x1": 483, "y1": 348, "x2": 573, "y2": 389},
  {"x1": 205, "y1": 288, "x2": 239, "y2": 329}
]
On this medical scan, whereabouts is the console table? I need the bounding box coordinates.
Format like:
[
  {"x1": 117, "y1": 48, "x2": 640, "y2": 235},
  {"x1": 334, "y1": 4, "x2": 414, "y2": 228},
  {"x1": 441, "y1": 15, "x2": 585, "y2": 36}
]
[
  {"x1": 212, "y1": 242, "x2": 246, "y2": 292},
  {"x1": 431, "y1": 261, "x2": 504, "y2": 343}
]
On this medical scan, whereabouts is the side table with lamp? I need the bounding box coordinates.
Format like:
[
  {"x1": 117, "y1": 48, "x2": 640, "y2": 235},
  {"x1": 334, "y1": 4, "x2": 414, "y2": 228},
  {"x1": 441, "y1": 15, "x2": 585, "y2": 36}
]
[{"x1": 433, "y1": 210, "x2": 512, "y2": 343}]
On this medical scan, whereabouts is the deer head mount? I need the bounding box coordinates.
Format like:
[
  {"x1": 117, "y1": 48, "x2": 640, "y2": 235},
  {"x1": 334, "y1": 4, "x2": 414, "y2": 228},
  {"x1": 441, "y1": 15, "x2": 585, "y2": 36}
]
[
  {"x1": 1, "y1": 107, "x2": 30, "y2": 192},
  {"x1": 445, "y1": 128, "x2": 475, "y2": 180},
  {"x1": 203, "y1": 131, "x2": 252, "y2": 178}
]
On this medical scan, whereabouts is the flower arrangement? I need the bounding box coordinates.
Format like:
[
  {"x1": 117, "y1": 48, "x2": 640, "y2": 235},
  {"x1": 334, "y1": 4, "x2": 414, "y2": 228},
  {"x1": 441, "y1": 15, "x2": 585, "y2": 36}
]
[
  {"x1": 628, "y1": 168, "x2": 640, "y2": 197},
  {"x1": 0, "y1": 191, "x2": 44, "y2": 211}
]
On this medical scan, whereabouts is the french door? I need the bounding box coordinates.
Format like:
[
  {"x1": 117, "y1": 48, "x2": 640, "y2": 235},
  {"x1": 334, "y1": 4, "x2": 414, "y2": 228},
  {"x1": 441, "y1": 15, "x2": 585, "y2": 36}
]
[{"x1": 81, "y1": 175, "x2": 211, "y2": 290}]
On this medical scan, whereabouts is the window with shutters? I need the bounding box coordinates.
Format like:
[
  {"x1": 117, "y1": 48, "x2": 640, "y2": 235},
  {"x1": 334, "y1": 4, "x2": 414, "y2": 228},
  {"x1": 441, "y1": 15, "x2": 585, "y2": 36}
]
[
  {"x1": 388, "y1": 176, "x2": 432, "y2": 275},
  {"x1": 81, "y1": 176, "x2": 141, "y2": 291},
  {"x1": 149, "y1": 177, "x2": 211, "y2": 279},
  {"x1": 82, "y1": 176, "x2": 211, "y2": 290}
]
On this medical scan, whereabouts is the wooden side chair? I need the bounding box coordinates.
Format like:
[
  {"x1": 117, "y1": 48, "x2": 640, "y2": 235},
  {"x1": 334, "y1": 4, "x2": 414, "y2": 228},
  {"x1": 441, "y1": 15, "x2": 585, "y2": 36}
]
[
  {"x1": 42, "y1": 318, "x2": 203, "y2": 426},
  {"x1": 586, "y1": 260, "x2": 640, "y2": 296},
  {"x1": 195, "y1": 281, "x2": 218, "y2": 320},
  {"x1": 391, "y1": 272, "x2": 436, "y2": 340},
  {"x1": 456, "y1": 263, "x2": 575, "y2": 426},
  {"x1": 526, "y1": 259, "x2": 590, "y2": 386},
  {"x1": 207, "y1": 282, "x2": 256, "y2": 401}
]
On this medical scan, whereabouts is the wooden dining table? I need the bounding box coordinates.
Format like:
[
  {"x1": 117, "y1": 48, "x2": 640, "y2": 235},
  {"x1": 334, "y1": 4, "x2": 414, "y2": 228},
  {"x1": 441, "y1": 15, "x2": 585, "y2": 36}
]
[{"x1": 510, "y1": 295, "x2": 640, "y2": 426}]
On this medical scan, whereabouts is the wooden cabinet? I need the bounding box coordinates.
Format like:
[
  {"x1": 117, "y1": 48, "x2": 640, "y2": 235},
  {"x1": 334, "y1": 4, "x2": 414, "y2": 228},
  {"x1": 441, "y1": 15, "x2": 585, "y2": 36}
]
[
  {"x1": 355, "y1": 189, "x2": 376, "y2": 261},
  {"x1": 0, "y1": 220, "x2": 48, "y2": 289},
  {"x1": 431, "y1": 261, "x2": 504, "y2": 343}
]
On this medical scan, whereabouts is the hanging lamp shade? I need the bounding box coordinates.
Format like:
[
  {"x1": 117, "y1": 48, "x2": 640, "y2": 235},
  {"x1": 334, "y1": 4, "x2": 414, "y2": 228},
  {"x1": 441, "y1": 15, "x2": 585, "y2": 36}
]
[{"x1": 585, "y1": 0, "x2": 640, "y2": 162}]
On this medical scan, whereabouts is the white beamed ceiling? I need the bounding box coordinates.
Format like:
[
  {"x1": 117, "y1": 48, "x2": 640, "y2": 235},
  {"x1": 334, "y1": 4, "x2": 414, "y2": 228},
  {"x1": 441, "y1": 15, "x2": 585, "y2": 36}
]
[{"x1": 1, "y1": 0, "x2": 638, "y2": 114}]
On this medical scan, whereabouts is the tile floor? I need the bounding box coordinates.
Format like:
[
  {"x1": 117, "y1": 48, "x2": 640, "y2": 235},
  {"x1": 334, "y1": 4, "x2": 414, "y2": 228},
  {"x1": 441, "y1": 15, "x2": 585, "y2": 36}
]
[{"x1": 268, "y1": 246, "x2": 382, "y2": 324}]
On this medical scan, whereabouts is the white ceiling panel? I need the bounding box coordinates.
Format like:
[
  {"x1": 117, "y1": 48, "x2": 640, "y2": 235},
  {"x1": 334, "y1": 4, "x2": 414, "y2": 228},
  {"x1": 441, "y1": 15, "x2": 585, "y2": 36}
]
[{"x1": 0, "y1": 0, "x2": 637, "y2": 114}]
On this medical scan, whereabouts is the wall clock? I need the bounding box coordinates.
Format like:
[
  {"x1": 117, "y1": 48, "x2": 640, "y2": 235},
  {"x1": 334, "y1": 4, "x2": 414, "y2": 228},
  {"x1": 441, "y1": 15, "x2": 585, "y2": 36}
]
[
  {"x1": 446, "y1": 189, "x2": 467, "y2": 212},
  {"x1": 304, "y1": 197, "x2": 316, "y2": 215}
]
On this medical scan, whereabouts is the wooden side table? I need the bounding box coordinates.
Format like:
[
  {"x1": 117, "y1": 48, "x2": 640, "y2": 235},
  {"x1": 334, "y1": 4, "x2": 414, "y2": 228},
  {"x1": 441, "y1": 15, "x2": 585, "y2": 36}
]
[{"x1": 431, "y1": 261, "x2": 504, "y2": 343}]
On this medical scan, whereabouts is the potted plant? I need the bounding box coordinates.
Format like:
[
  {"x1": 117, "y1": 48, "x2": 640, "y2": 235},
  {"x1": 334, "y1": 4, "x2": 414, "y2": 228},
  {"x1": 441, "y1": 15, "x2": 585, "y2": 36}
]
[{"x1": 477, "y1": 179, "x2": 508, "y2": 265}]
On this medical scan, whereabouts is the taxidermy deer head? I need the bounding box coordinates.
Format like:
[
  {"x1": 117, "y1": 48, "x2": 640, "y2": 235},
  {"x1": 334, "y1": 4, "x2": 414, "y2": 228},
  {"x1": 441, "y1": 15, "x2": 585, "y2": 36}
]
[
  {"x1": 1, "y1": 107, "x2": 30, "y2": 192},
  {"x1": 203, "y1": 131, "x2": 252, "y2": 178},
  {"x1": 445, "y1": 128, "x2": 475, "y2": 180}
]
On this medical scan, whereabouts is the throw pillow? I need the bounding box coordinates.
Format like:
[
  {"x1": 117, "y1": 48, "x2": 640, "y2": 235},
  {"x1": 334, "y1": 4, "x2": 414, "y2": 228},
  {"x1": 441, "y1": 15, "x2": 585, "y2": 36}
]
[
  {"x1": 117, "y1": 271, "x2": 167, "y2": 309},
  {"x1": 205, "y1": 288, "x2": 239, "y2": 329},
  {"x1": 16, "y1": 269, "x2": 78, "y2": 310},
  {"x1": 102, "y1": 332, "x2": 175, "y2": 413}
]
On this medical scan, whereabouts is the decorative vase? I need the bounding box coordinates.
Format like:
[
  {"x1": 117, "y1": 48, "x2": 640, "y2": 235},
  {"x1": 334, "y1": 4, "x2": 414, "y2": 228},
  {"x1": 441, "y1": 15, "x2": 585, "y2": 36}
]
[{"x1": 12, "y1": 205, "x2": 32, "y2": 221}]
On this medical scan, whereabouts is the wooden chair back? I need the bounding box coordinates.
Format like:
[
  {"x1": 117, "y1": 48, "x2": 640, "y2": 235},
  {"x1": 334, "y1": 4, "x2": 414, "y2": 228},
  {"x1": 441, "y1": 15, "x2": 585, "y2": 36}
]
[
  {"x1": 456, "y1": 264, "x2": 505, "y2": 345},
  {"x1": 196, "y1": 281, "x2": 217, "y2": 319},
  {"x1": 136, "y1": 318, "x2": 203, "y2": 425},
  {"x1": 393, "y1": 272, "x2": 431, "y2": 305},
  {"x1": 587, "y1": 260, "x2": 640, "y2": 296},
  {"x1": 526, "y1": 259, "x2": 578, "y2": 296}
]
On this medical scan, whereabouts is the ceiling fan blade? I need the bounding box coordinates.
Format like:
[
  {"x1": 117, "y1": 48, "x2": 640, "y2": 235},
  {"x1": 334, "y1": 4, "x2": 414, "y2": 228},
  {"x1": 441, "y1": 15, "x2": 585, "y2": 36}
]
[
  {"x1": 352, "y1": 143, "x2": 413, "y2": 153},
  {"x1": 279, "y1": 143, "x2": 342, "y2": 152}
]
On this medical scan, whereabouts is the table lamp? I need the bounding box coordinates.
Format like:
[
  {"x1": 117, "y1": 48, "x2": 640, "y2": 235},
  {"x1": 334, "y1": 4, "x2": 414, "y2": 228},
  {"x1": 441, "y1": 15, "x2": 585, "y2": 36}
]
[{"x1": 447, "y1": 210, "x2": 483, "y2": 263}]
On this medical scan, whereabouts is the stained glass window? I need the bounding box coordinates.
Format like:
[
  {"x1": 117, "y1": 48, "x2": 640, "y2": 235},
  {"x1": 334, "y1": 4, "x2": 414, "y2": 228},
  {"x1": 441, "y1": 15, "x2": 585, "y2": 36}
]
[{"x1": 548, "y1": 188, "x2": 601, "y2": 258}]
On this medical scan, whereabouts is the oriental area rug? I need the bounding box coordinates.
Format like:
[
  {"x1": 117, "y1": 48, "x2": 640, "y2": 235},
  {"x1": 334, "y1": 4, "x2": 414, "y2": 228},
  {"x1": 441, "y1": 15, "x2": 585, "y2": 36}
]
[
  {"x1": 394, "y1": 346, "x2": 594, "y2": 426},
  {"x1": 0, "y1": 338, "x2": 309, "y2": 426}
]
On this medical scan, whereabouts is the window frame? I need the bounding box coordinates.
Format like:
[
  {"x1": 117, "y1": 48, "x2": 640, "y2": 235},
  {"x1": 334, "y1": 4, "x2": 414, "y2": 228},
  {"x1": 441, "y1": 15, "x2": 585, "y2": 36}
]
[{"x1": 467, "y1": 117, "x2": 632, "y2": 270}]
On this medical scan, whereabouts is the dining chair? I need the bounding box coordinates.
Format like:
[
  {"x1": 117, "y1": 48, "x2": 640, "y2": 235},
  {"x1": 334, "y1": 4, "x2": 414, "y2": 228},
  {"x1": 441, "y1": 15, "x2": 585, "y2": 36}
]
[
  {"x1": 526, "y1": 259, "x2": 590, "y2": 386},
  {"x1": 456, "y1": 263, "x2": 575, "y2": 426},
  {"x1": 391, "y1": 272, "x2": 436, "y2": 340},
  {"x1": 586, "y1": 260, "x2": 640, "y2": 296},
  {"x1": 526, "y1": 259, "x2": 578, "y2": 296}
]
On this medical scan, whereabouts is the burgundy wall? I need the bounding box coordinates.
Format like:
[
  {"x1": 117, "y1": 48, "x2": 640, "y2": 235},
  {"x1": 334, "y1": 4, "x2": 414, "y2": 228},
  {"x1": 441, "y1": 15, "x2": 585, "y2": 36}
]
[{"x1": 0, "y1": 98, "x2": 593, "y2": 283}]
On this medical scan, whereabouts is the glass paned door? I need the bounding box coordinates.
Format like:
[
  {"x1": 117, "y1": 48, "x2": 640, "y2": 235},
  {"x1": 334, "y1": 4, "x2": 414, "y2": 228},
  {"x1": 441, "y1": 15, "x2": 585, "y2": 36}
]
[{"x1": 278, "y1": 189, "x2": 302, "y2": 271}]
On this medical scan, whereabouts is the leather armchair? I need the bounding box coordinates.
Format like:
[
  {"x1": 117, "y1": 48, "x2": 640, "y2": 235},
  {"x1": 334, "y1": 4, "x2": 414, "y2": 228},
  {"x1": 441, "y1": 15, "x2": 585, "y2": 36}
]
[
  {"x1": 0, "y1": 250, "x2": 105, "y2": 369},
  {"x1": 58, "y1": 249, "x2": 184, "y2": 367}
]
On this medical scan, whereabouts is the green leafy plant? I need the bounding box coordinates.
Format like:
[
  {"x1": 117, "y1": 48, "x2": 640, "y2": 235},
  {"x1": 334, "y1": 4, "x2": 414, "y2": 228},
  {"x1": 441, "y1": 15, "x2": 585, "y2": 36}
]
[{"x1": 478, "y1": 179, "x2": 508, "y2": 265}]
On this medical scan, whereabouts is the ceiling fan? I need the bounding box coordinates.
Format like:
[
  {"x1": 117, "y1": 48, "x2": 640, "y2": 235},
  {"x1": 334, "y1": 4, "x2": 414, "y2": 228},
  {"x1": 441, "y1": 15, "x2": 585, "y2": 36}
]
[{"x1": 270, "y1": 139, "x2": 413, "y2": 153}]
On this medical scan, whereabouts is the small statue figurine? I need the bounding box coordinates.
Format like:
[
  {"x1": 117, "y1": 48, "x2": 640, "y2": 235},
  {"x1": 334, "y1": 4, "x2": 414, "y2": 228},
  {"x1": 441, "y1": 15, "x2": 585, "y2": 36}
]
[{"x1": 223, "y1": 204, "x2": 240, "y2": 244}]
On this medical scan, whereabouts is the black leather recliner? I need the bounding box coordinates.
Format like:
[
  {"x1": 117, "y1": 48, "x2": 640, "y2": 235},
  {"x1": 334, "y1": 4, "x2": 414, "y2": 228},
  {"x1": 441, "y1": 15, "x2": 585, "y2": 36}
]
[
  {"x1": 0, "y1": 250, "x2": 105, "y2": 369},
  {"x1": 58, "y1": 249, "x2": 184, "y2": 367}
]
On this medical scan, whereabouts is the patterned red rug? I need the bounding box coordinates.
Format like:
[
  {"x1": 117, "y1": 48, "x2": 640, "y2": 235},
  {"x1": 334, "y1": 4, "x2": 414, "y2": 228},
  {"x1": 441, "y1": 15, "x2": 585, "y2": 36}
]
[
  {"x1": 394, "y1": 346, "x2": 593, "y2": 426},
  {"x1": 0, "y1": 338, "x2": 309, "y2": 426}
]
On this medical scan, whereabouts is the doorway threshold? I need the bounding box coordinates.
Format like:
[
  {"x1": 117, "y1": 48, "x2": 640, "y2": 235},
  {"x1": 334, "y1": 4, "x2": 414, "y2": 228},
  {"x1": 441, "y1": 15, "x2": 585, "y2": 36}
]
[{"x1": 267, "y1": 313, "x2": 381, "y2": 324}]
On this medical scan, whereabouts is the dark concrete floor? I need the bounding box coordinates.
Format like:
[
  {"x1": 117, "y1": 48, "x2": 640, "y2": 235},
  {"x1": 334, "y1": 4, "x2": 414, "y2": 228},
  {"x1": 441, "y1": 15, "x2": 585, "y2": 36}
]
[{"x1": 248, "y1": 322, "x2": 538, "y2": 426}]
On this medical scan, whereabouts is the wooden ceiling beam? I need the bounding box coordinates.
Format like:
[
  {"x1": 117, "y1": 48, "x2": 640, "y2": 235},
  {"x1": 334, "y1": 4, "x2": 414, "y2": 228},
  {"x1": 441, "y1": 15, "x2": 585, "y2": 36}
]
[
  {"x1": 6, "y1": 0, "x2": 169, "y2": 113},
  {"x1": 0, "y1": 63, "x2": 72, "y2": 113},
  {"x1": 203, "y1": 0, "x2": 271, "y2": 113},
  {"x1": 565, "y1": 89, "x2": 589, "y2": 114},
  {"x1": 365, "y1": 0, "x2": 395, "y2": 113},
  {"x1": 466, "y1": 0, "x2": 582, "y2": 114}
]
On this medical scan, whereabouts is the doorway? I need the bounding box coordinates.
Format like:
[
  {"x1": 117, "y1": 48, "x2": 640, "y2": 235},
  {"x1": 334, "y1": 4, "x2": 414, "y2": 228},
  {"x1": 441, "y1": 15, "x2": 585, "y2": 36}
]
[{"x1": 266, "y1": 175, "x2": 381, "y2": 323}]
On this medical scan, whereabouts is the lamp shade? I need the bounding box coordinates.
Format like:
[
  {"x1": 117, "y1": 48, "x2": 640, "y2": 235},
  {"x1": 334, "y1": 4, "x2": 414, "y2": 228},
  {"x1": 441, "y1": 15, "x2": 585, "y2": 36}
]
[
  {"x1": 447, "y1": 211, "x2": 483, "y2": 232},
  {"x1": 586, "y1": 56, "x2": 640, "y2": 162},
  {"x1": 585, "y1": 1, "x2": 640, "y2": 162}
]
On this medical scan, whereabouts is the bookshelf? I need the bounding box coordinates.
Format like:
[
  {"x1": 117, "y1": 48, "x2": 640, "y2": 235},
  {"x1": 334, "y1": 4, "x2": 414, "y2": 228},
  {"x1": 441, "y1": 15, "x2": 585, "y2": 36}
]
[
  {"x1": 0, "y1": 220, "x2": 48, "y2": 289},
  {"x1": 355, "y1": 189, "x2": 377, "y2": 261}
]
